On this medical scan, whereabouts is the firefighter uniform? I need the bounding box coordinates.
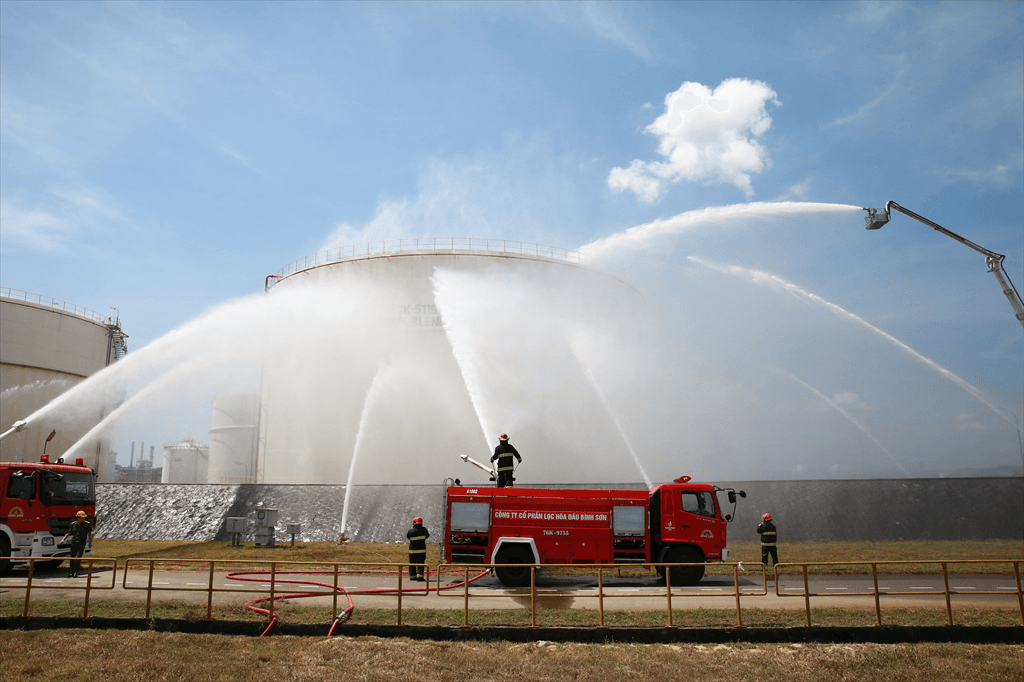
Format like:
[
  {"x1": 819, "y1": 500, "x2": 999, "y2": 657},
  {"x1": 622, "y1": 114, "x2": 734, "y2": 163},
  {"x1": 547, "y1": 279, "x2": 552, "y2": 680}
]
[
  {"x1": 491, "y1": 439, "x2": 522, "y2": 488},
  {"x1": 756, "y1": 518, "x2": 778, "y2": 567},
  {"x1": 63, "y1": 513, "x2": 93, "y2": 578},
  {"x1": 406, "y1": 521, "x2": 430, "y2": 580}
]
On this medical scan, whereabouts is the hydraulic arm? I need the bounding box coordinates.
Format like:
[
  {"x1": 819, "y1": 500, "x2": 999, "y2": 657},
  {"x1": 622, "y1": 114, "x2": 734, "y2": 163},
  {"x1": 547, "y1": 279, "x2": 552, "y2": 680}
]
[{"x1": 865, "y1": 201, "x2": 1024, "y2": 328}]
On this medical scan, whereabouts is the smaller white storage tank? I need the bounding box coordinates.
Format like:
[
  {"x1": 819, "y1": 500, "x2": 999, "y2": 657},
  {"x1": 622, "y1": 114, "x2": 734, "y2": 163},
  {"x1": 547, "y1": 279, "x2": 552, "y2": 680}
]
[
  {"x1": 208, "y1": 394, "x2": 259, "y2": 484},
  {"x1": 161, "y1": 438, "x2": 210, "y2": 484}
]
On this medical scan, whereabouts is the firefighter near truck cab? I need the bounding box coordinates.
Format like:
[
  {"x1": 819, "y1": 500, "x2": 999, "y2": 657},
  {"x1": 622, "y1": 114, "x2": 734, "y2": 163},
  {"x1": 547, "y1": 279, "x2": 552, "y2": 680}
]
[
  {"x1": 0, "y1": 456, "x2": 97, "y2": 575},
  {"x1": 443, "y1": 472, "x2": 746, "y2": 588}
]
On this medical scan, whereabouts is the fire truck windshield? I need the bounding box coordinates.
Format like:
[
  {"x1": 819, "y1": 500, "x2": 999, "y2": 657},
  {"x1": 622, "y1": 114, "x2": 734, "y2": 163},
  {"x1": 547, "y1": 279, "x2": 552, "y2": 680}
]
[{"x1": 40, "y1": 472, "x2": 95, "y2": 506}]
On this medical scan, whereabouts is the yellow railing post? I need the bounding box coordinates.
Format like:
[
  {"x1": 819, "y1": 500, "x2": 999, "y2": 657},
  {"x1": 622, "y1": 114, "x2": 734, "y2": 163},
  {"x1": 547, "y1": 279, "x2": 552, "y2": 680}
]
[
  {"x1": 269, "y1": 562, "x2": 276, "y2": 622},
  {"x1": 802, "y1": 564, "x2": 811, "y2": 627},
  {"x1": 333, "y1": 563, "x2": 340, "y2": 620},
  {"x1": 207, "y1": 561, "x2": 215, "y2": 620},
  {"x1": 145, "y1": 560, "x2": 155, "y2": 619},
  {"x1": 530, "y1": 566, "x2": 536, "y2": 628},
  {"x1": 598, "y1": 567, "x2": 605, "y2": 628},
  {"x1": 23, "y1": 559, "x2": 35, "y2": 617},
  {"x1": 83, "y1": 560, "x2": 94, "y2": 618},
  {"x1": 665, "y1": 562, "x2": 674, "y2": 628},
  {"x1": 463, "y1": 566, "x2": 470, "y2": 628},
  {"x1": 871, "y1": 563, "x2": 881, "y2": 626},
  {"x1": 1015, "y1": 560, "x2": 1024, "y2": 627},
  {"x1": 941, "y1": 562, "x2": 953, "y2": 626},
  {"x1": 733, "y1": 564, "x2": 743, "y2": 628},
  {"x1": 397, "y1": 565, "x2": 404, "y2": 627}
]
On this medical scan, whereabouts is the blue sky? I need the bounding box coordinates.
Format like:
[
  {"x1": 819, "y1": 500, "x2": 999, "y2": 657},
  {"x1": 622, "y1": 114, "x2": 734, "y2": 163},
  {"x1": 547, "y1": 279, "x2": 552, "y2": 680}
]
[{"x1": 2, "y1": 2, "x2": 1022, "y2": 476}]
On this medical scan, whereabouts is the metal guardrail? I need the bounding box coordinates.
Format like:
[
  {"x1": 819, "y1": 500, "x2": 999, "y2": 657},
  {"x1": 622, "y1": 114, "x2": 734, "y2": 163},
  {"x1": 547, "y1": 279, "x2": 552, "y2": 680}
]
[
  {"x1": 0, "y1": 287, "x2": 110, "y2": 325},
  {"x1": 773, "y1": 559, "x2": 1024, "y2": 627},
  {"x1": 270, "y1": 239, "x2": 587, "y2": 285},
  {"x1": 2, "y1": 558, "x2": 1022, "y2": 628},
  {"x1": 1, "y1": 557, "x2": 118, "y2": 618},
  {"x1": 438, "y1": 562, "x2": 765, "y2": 628}
]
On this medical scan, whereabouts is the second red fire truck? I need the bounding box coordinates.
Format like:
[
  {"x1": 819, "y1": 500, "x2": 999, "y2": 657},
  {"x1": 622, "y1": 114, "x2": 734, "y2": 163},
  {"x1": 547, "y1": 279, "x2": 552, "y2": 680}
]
[{"x1": 442, "y1": 475, "x2": 745, "y2": 587}]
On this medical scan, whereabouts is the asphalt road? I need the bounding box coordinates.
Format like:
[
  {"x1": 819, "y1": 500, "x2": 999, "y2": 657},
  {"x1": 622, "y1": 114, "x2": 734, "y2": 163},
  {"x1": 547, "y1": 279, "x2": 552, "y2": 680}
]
[{"x1": 2, "y1": 566, "x2": 1020, "y2": 611}]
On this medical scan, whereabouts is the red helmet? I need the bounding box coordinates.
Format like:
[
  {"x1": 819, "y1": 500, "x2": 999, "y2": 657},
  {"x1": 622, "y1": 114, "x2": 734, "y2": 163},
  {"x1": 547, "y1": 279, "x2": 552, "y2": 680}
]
[
  {"x1": 761, "y1": 513, "x2": 772, "y2": 522},
  {"x1": 499, "y1": 433, "x2": 509, "y2": 441},
  {"x1": 412, "y1": 517, "x2": 423, "y2": 525}
]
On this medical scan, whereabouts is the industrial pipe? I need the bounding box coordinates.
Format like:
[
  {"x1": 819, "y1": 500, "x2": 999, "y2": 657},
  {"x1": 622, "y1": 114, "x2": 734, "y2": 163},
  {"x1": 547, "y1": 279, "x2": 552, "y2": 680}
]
[
  {"x1": 864, "y1": 202, "x2": 1024, "y2": 328},
  {"x1": 0, "y1": 420, "x2": 29, "y2": 442}
]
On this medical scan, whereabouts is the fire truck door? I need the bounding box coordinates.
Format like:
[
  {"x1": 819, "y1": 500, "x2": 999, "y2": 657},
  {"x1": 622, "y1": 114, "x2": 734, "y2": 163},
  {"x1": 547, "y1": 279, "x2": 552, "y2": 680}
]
[{"x1": 2, "y1": 471, "x2": 38, "y2": 533}]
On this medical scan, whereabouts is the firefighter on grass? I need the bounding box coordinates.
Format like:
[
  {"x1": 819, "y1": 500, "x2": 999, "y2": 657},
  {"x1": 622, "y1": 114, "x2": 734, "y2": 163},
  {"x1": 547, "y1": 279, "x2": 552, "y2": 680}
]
[
  {"x1": 490, "y1": 433, "x2": 522, "y2": 488},
  {"x1": 757, "y1": 512, "x2": 778, "y2": 568},
  {"x1": 406, "y1": 517, "x2": 429, "y2": 581}
]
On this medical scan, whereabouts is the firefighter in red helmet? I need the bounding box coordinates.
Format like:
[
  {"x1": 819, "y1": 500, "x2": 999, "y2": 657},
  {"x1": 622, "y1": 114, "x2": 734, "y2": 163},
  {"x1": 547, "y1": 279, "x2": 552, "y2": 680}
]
[
  {"x1": 756, "y1": 512, "x2": 778, "y2": 569},
  {"x1": 490, "y1": 433, "x2": 522, "y2": 488},
  {"x1": 406, "y1": 516, "x2": 430, "y2": 581}
]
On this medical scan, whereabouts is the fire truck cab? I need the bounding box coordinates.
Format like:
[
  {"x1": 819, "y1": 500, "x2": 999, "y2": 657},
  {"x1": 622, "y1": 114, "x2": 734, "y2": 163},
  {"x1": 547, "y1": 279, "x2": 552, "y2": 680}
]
[
  {"x1": 443, "y1": 476, "x2": 744, "y2": 587},
  {"x1": 0, "y1": 456, "x2": 97, "y2": 574}
]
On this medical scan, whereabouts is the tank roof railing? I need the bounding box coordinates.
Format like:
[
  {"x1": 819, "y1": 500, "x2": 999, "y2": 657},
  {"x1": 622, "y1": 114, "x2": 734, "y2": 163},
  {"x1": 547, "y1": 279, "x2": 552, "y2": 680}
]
[
  {"x1": 0, "y1": 287, "x2": 110, "y2": 325},
  {"x1": 271, "y1": 238, "x2": 587, "y2": 285}
]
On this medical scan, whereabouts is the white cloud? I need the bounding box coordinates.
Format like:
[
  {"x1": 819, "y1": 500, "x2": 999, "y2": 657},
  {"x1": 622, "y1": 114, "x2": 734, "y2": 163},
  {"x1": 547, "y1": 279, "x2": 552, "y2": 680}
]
[
  {"x1": 957, "y1": 413, "x2": 985, "y2": 431},
  {"x1": 939, "y1": 160, "x2": 1019, "y2": 190},
  {"x1": 318, "y1": 138, "x2": 590, "y2": 252},
  {"x1": 832, "y1": 392, "x2": 873, "y2": 411},
  {"x1": 825, "y1": 77, "x2": 901, "y2": 129},
  {"x1": 608, "y1": 79, "x2": 780, "y2": 202},
  {"x1": 0, "y1": 186, "x2": 128, "y2": 253},
  {"x1": 0, "y1": 200, "x2": 72, "y2": 252},
  {"x1": 535, "y1": 2, "x2": 652, "y2": 61}
]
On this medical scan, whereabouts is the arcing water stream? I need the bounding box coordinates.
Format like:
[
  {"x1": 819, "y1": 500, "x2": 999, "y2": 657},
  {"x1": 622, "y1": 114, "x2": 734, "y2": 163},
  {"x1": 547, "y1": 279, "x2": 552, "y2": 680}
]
[{"x1": 4, "y1": 201, "x2": 1019, "y2": 485}]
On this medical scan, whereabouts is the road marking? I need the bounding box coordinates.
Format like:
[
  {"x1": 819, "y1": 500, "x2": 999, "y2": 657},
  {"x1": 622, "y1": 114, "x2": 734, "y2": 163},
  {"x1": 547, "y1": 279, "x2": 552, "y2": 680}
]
[
  {"x1": 997, "y1": 587, "x2": 1018, "y2": 591},
  {"x1": 700, "y1": 588, "x2": 723, "y2": 592},
  {"x1": 617, "y1": 588, "x2": 640, "y2": 592},
  {"x1": 952, "y1": 586, "x2": 976, "y2": 590},
  {"x1": 826, "y1": 588, "x2": 848, "y2": 591},
  {"x1": 186, "y1": 583, "x2": 206, "y2": 586},
  {"x1": 152, "y1": 582, "x2": 170, "y2": 585}
]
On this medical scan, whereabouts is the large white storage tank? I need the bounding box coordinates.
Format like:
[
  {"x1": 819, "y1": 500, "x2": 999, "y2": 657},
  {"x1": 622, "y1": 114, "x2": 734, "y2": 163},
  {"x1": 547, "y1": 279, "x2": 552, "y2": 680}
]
[
  {"x1": 208, "y1": 394, "x2": 259, "y2": 483},
  {"x1": 161, "y1": 438, "x2": 210, "y2": 484},
  {"x1": 0, "y1": 288, "x2": 126, "y2": 475},
  {"x1": 258, "y1": 240, "x2": 642, "y2": 486}
]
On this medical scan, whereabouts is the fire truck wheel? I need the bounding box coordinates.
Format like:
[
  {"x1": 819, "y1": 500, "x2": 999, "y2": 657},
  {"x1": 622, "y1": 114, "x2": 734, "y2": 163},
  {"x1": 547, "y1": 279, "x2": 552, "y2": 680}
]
[
  {"x1": 665, "y1": 546, "x2": 705, "y2": 586},
  {"x1": 494, "y1": 545, "x2": 534, "y2": 588},
  {"x1": 0, "y1": 536, "x2": 11, "y2": 576}
]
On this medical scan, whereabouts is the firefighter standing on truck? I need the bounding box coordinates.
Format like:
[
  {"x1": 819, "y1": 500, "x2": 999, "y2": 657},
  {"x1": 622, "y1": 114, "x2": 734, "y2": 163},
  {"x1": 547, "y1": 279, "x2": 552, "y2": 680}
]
[
  {"x1": 757, "y1": 512, "x2": 778, "y2": 569},
  {"x1": 406, "y1": 517, "x2": 429, "y2": 581},
  {"x1": 491, "y1": 433, "x2": 522, "y2": 488}
]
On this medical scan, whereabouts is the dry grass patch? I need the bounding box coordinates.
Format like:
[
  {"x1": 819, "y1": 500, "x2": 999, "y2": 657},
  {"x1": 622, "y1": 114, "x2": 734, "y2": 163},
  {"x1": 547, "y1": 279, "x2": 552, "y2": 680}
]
[{"x1": 0, "y1": 630, "x2": 1021, "y2": 682}]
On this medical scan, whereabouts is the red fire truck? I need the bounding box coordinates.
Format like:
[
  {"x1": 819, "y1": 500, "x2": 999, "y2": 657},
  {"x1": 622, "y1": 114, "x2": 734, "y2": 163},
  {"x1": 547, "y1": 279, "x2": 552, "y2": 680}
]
[
  {"x1": 0, "y1": 456, "x2": 97, "y2": 575},
  {"x1": 442, "y1": 476, "x2": 746, "y2": 587}
]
